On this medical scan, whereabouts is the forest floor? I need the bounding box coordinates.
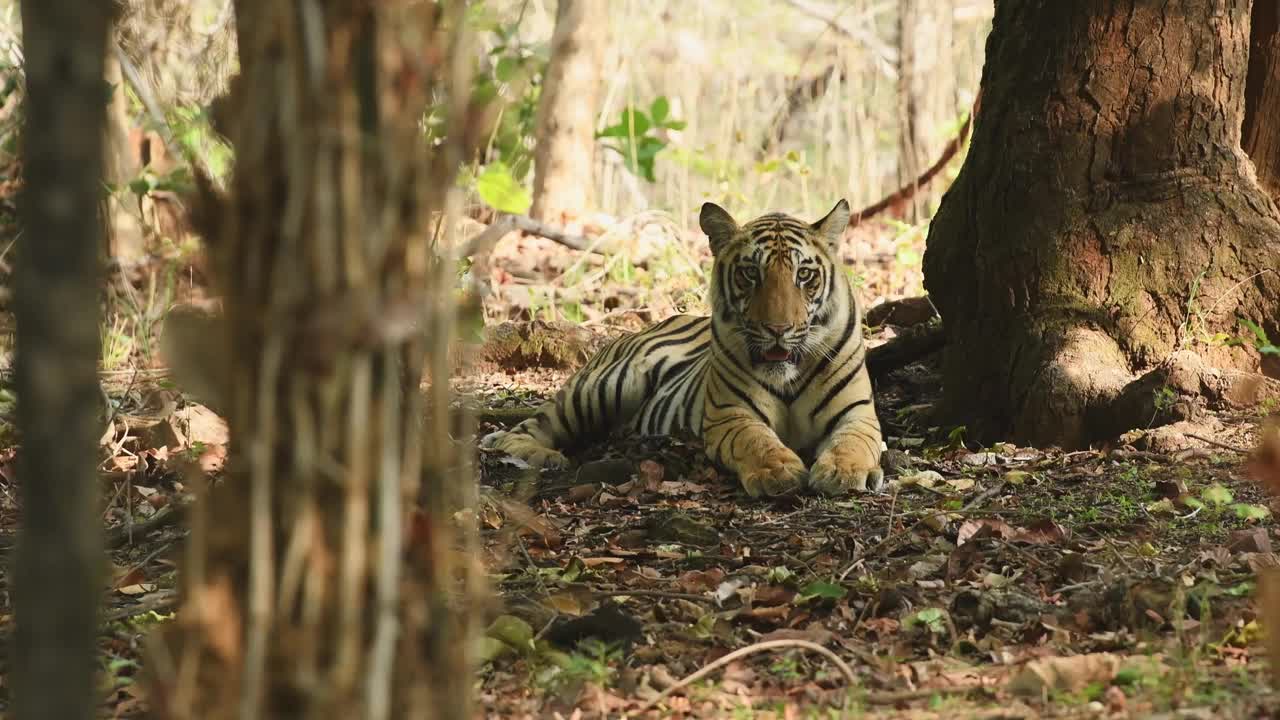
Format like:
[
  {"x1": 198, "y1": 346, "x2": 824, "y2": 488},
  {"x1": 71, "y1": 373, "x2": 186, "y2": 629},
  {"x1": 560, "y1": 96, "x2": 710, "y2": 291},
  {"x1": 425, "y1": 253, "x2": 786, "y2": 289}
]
[{"x1": 0, "y1": 210, "x2": 1278, "y2": 720}]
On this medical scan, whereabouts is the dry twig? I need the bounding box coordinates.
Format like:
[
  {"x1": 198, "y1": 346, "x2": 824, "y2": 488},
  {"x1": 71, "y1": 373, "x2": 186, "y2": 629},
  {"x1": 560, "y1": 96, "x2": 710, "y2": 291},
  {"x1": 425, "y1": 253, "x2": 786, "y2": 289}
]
[{"x1": 629, "y1": 639, "x2": 857, "y2": 716}]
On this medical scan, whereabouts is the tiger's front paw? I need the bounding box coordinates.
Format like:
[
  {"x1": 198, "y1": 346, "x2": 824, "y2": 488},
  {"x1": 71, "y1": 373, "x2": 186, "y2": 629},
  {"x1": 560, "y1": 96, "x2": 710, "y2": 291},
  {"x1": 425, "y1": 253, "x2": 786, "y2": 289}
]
[
  {"x1": 481, "y1": 430, "x2": 570, "y2": 470},
  {"x1": 738, "y1": 448, "x2": 806, "y2": 498},
  {"x1": 809, "y1": 443, "x2": 884, "y2": 495}
]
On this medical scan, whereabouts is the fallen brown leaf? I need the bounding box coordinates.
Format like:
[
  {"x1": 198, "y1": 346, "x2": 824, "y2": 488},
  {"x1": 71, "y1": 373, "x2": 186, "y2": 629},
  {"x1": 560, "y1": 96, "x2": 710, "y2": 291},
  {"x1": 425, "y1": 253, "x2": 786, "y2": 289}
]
[
  {"x1": 957, "y1": 518, "x2": 1016, "y2": 546},
  {"x1": 1008, "y1": 652, "x2": 1121, "y2": 697}
]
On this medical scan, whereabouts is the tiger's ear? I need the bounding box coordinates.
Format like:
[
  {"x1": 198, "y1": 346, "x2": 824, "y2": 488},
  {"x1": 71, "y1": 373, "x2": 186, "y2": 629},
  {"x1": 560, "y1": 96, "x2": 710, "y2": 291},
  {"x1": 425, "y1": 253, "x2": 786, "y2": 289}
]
[
  {"x1": 811, "y1": 199, "x2": 851, "y2": 248},
  {"x1": 699, "y1": 202, "x2": 739, "y2": 256}
]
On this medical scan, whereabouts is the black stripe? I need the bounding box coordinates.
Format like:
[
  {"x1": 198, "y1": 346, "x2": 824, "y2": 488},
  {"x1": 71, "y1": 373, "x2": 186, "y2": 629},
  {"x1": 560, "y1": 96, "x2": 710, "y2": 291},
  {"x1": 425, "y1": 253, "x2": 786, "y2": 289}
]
[
  {"x1": 812, "y1": 352, "x2": 867, "y2": 417},
  {"x1": 821, "y1": 398, "x2": 871, "y2": 440},
  {"x1": 718, "y1": 374, "x2": 770, "y2": 425}
]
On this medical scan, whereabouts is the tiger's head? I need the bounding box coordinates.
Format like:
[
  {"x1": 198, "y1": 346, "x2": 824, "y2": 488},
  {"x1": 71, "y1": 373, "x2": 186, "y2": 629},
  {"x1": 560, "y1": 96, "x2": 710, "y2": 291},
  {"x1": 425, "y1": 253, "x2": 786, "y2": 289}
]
[{"x1": 700, "y1": 200, "x2": 854, "y2": 382}]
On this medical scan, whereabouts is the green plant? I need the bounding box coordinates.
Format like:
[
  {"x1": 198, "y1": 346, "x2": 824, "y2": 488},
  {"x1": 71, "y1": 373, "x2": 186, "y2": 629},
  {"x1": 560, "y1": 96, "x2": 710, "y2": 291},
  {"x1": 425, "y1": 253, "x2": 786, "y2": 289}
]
[
  {"x1": 539, "y1": 638, "x2": 621, "y2": 694},
  {"x1": 596, "y1": 97, "x2": 685, "y2": 182},
  {"x1": 1229, "y1": 318, "x2": 1280, "y2": 355},
  {"x1": 474, "y1": 161, "x2": 532, "y2": 214}
]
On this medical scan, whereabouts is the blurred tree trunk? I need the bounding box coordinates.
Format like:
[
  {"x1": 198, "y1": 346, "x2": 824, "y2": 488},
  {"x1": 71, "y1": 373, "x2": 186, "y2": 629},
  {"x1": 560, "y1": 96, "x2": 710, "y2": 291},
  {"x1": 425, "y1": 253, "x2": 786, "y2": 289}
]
[
  {"x1": 103, "y1": 52, "x2": 146, "y2": 262},
  {"x1": 1245, "y1": 0, "x2": 1280, "y2": 199},
  {"x1": 923, "y1": 0, "x2": 1280, "y2": 448},
  {"x1": 150, "y1": 2, "x2": 485, "y2": 718},
  {"x1": 531, "y1": 0, "x2": 607, "y2": 223},
  {"x1": 11, "y1": 1, "x2": 115, "y2": 718},
  {"x1": 897, "y1": 0, "x2": 955, "y2": 222}
]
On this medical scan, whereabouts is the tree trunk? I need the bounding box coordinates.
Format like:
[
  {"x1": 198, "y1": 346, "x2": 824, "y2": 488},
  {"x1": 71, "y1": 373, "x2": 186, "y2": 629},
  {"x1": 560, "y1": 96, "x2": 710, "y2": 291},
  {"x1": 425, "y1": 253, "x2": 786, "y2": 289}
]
[
  {"x1": 11, "y1": 1, "x2": 115, "y2": 718},
  {"x1": 897, "y1": 0, "x2": 956, "y2": 222},
  {"x1": 1245, "y1": 0, "x2": 1280, "y2": 199},
  {"x1": 103, "y1": 51, "x2": 147, "y2": 262},
  {"x1": 530, "y1": 0, "x2": 607, "y2": 224},
  {"x1": 923, "y1": 0, "x2": 1280, "y2": 449},
  {"x1": 150, "y1": 3, "x2": 484, "y2": 718}
]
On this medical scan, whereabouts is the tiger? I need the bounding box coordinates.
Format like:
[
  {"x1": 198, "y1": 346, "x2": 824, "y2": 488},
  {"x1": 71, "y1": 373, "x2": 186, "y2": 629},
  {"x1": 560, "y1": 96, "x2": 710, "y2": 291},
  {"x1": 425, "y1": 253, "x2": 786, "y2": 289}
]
[{"x1": 482, "y1": 200, "x2": 883, "y2": 497}]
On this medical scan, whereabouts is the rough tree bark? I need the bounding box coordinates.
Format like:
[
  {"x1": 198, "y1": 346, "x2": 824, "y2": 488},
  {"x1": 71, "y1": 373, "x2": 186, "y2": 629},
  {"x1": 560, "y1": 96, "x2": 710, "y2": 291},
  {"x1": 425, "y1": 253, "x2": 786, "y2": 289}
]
[
  {"x1": 923, "y1": 0, "x2": 1280, "y2": 449},
  {"x1": 530, "y1": 0, "x2": 607, "y2": 223},
  {"x1": 1245, "y1": 0, "x2": 1280, "y2": 199},
  {"x1": 12, "y1": 1, "x2": 116, "y2": 718},
  {"x1": 150, "y1": 2, "x2": 486, "y2": 718}
]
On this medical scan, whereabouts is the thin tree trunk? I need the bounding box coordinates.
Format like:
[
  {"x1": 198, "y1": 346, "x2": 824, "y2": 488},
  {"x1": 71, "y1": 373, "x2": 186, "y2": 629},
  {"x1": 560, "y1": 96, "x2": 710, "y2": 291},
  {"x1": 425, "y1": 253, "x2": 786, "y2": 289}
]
[
  {"x1": 897, "y1": 0, "x2": 956, "y2": 222},
  {"x1": 1245, "y1": 0, "x2": 1280, "y2": 199},
  {"x1": 923, "y1": 0, "x2": 1280, "y2": 448},
  {"x1": 530, "y1": 0, "x2": 607, "y2": 224},
  {"x1": 103, "y1": 52, "x2": 146, "y2": 261},
  {"x1": 150, "y1": 2, "x2": 485, "y2": 718},
  {"x1": 11, "y1": 1, "x2": 116, "y2": 718}
]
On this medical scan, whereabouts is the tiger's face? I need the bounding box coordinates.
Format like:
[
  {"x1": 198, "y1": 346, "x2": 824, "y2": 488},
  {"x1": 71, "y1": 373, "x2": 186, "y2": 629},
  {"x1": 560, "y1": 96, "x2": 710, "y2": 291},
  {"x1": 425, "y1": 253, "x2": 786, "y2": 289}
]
[{"x1": 700, "y1": 200, "x2": 853, "y2": 382}]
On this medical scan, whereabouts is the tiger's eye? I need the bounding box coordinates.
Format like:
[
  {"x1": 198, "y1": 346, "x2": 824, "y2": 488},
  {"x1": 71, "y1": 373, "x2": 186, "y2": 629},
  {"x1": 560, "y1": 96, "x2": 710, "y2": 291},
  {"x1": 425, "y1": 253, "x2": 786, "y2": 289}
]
[
  {"x1": 737, "y1": 266, "x2": 758, "y2": 283},
  {"x1": 797, "y1": 267, "x2": 816, "y2": 284}
]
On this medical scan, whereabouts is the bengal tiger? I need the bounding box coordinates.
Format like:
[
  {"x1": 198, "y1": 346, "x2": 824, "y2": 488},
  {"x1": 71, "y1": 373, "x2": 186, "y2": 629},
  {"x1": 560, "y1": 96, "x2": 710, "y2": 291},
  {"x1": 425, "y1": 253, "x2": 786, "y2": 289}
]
[{"x1": 483, "y1": 200, "x2": 883, "y2": 497}]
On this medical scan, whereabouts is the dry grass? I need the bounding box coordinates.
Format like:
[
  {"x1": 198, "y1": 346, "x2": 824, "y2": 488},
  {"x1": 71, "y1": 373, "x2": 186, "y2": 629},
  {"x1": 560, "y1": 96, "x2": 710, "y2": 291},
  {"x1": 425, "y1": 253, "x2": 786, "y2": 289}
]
[{"x1": 485, "y1": 0, "x2": 990, "y2": 221}]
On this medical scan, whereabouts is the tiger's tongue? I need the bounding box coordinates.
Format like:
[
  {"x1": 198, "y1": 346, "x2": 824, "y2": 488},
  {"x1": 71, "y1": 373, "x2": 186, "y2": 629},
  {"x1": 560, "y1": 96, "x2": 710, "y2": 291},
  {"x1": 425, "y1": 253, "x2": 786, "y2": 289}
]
[{"x1": 762, "y1": 348, "x2": 792, "y2": 362}]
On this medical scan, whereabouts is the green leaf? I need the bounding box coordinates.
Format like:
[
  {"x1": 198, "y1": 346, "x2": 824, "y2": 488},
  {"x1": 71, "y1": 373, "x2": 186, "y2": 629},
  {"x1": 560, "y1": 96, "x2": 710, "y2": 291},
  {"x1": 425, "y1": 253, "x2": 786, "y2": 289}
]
[
  {"x1": 128, "y1": 177, "x2": 153, "y2": 197},
  {"x1": 486, "y1": 614, "x2": 535, "y2": 652},
  {"x1": 663, "y1": 120, "x2": 687, "y2": 131},
  {"x1": 904, "y1": 607, "x2": 948, "y2": 633},
  {"x1": 650, "y1": 96, "x2": 670, "y2": 124},
  {"x1": 797, "y1": 580, "x2": 847, "y2": 602},
  {"x1": 1200, "y1": 483, "x2": 1234, "y2": 507},
  {"x1": 1240, "y1": 318, "x2": 1270, "y2": 345},
  {"x1": 1226, "y1": 581, "x2": 1256, "y2": 597},
  {"x1": 1231, "y1": 503, "x2": 1271, "y2": 520},
  {"x1": 596, "y1": 108, "x2": 651, "y2": 138},
  {"x1": 475, "y1": 162, "x2": 532, "y2": 214},
  {"x1": 765, "y1": 566, "x2": 795, "y2": 584},
  {"x1": 495, "y1": 56, "x2": 519, "y2": 82},
  {"x1": 756, "y1": 158, "x2": 782, "y2": 174}
]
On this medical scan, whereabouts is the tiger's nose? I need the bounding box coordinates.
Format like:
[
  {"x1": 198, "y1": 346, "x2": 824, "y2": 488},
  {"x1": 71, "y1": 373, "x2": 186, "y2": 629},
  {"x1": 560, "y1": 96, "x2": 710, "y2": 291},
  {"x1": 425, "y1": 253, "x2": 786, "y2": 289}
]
[{"x1": 765, "y1": 323, "x2": 791, "y2": 336}]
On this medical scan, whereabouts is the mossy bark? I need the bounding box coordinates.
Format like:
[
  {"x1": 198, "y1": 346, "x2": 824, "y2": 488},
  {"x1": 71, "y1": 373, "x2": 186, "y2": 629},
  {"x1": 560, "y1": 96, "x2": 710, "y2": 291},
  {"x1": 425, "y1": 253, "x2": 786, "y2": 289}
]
[{"x1": 923, "y1": 0, "x2": 1280, "y2": 448}]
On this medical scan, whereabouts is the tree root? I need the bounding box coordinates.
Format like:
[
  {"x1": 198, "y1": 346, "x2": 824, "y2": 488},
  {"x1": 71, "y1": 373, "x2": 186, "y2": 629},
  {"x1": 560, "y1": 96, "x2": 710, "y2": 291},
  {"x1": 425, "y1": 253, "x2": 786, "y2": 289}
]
[{"x1": 867, "y1": 320, "x2": 945, "y2": 382}]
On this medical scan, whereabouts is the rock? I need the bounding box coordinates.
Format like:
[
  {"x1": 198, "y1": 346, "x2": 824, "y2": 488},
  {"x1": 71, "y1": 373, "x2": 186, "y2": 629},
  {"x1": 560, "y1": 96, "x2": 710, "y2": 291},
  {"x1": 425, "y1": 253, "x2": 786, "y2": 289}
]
[
  {"x1": 480, "y1": 320, "x2": 625, "y2": 371},
  {"x1": 544, "y1": 604, "x2": 644, "y2": 650},
  {"x1": 879, "y1": 448, "x2": 914, "y2": 476},
  {"x1": 646, "y1": 510, "x2": 719, "y2": 547},
  {"x1": 576, "y1": 458, "x2": 636, "y2": 486},
  {"x1": 1229, "y1": 527, "x2": 1272, "y2": 554},
  {"x1": 175, "y1": 403, "x2": 229, "y2": 446}
]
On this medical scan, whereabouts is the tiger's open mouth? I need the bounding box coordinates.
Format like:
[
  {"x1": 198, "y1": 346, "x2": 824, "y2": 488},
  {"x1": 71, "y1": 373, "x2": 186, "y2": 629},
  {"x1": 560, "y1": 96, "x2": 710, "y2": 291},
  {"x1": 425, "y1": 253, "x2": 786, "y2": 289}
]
[{"x1": 753, "y1": 346, "x2": 799, "y2": 365}]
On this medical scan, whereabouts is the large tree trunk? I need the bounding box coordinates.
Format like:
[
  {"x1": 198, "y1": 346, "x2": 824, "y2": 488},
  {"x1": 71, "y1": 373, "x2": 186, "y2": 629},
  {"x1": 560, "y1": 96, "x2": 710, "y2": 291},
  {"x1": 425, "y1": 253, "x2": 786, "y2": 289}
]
[
  {"x1": 11, "y1": 1, "x2": 115, "y2": 718},
  {"x1": 530, "y1": 0, "x2": 607, "y2": 224},
  {"x1": 150, "y1": 3, "x2": 484, "y2": 718},
  {"x1": 1245, "y1": 0, "x2": 1280, "y2": 199},
  {"x1": 923, "y1": 0, "x2": 1280, "y2": 449}
]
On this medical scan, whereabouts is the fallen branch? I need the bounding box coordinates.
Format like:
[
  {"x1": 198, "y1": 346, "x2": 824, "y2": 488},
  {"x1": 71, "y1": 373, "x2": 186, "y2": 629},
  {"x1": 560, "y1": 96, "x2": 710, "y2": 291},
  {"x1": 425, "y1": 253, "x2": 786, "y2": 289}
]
[
  {"x1": 630, "y1": 639, "x2": 857, "y2": 716},
  {"x1": 866, "y1": 321, "x2": 945, "y2": 381},
  {"x1": 849, "y1": 92, "x2": 981, "y2": 229},
  {"x1": 460, "y1": 214, "x2": 516, "y2": 258},
  {"x1": 0, "y1": 504, "x2": 184, "y2": 553},
  {"x1": 592, "y1": 588, "x2": 713, "y2": 603},
  {"x1": 106, "y1": 505, "x2": 184, "y2": 549},
  {"x1": 460, "y1": 212, "x2": 599, "y2": 257},
  {"x1": 1183, "y1": 432, "x2": 1250, "y2": 454},
  {"x1": 101, "y1": 590, "x2": 180, "y2": 623},
  {"x1": 759, "y1": 64, "x2": 839, "y2": 158}
]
